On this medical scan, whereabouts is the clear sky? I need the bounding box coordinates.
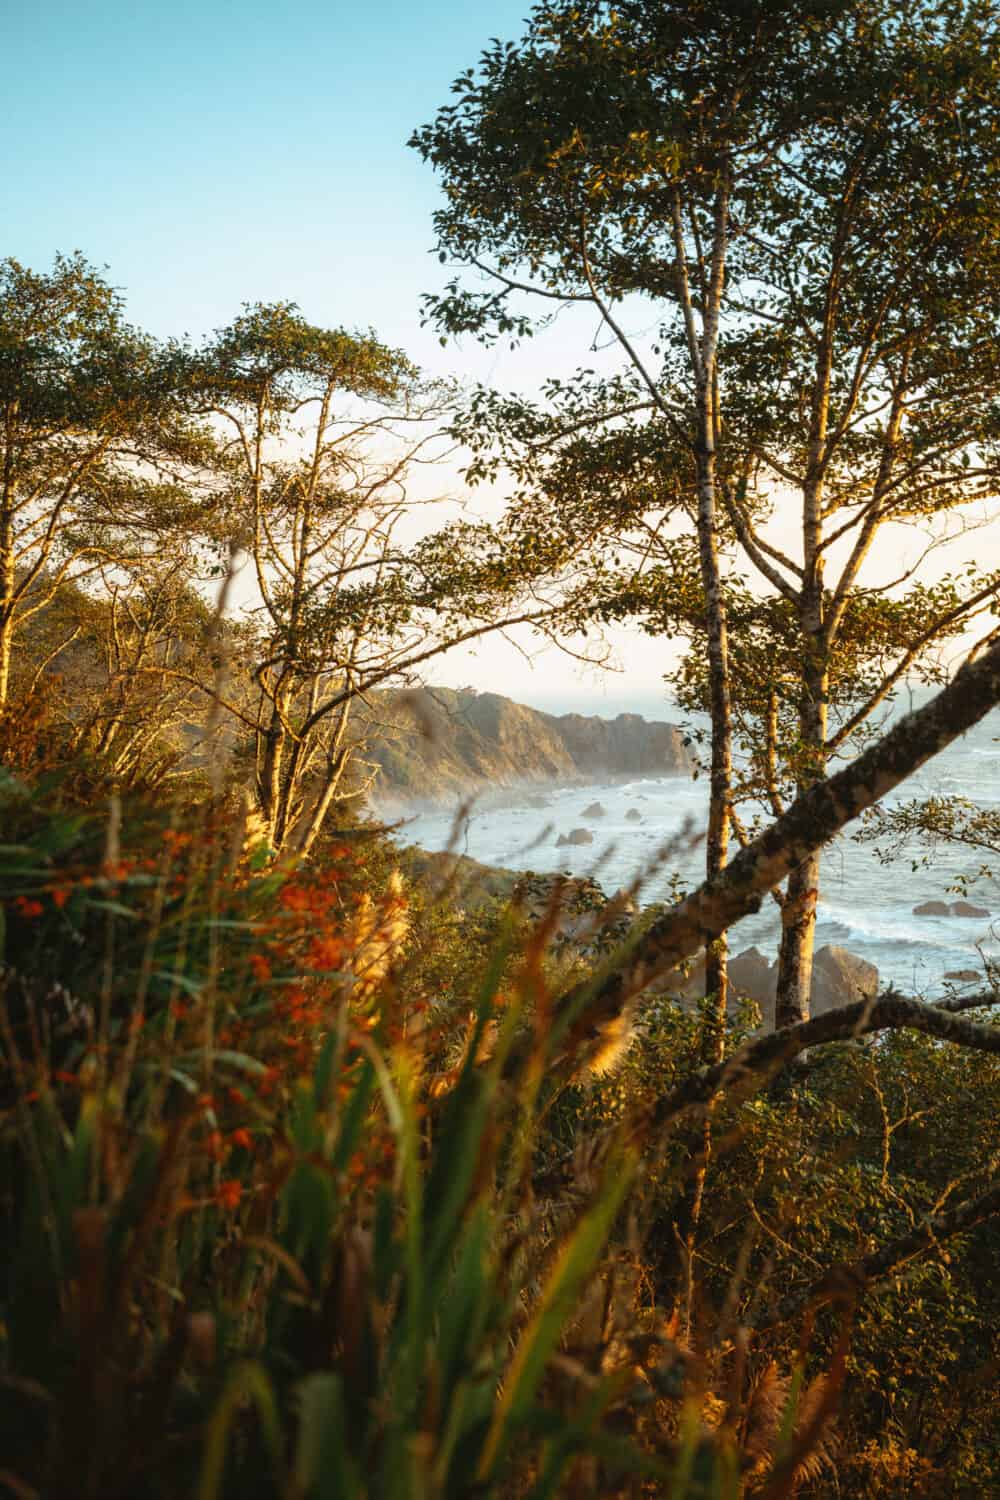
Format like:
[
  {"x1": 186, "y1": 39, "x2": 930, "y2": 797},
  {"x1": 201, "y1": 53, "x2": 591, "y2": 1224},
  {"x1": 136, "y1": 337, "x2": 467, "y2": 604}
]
[
  {"x1": 7, "y1": 1, "x2": 995, "y2": 713},
  {"x1": 7, "y1": 0, "x2": 661, "y2": 708},
  {"x1": 6, "y1": 0, "x2": 529, "y2": 366}
]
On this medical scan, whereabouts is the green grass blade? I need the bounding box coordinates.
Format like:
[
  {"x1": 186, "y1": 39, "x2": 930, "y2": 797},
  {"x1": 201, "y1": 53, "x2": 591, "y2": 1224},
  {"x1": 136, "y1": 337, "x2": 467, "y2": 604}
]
[{"x1": 477, "y1": 1150, "x2": 635, "y2": 1482}]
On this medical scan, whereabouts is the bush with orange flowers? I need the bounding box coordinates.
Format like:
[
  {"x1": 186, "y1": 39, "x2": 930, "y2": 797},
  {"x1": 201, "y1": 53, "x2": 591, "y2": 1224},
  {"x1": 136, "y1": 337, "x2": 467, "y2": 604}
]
[{"x1": 2, "y1": 771, "x2": 1000, "y2": 1499}]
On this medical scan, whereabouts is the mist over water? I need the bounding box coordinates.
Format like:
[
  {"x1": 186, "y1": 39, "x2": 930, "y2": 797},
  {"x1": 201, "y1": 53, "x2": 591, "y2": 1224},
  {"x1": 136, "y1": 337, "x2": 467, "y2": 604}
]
[{"x1": 396, "y1": 692, "x2": 1000, "y2": 998}]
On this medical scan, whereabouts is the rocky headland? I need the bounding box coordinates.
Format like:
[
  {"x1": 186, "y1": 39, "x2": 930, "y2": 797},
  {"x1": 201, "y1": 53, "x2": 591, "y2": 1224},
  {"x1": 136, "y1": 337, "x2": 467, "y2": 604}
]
[{"x1": 363, "y1": 687, "x2": 692, "y2": 810}]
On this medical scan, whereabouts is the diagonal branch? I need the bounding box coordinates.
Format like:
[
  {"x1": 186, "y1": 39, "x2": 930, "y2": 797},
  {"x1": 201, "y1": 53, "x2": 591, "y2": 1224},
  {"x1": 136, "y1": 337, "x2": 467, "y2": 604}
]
[
  {"x1": 554, "y1": 636, "x2": 1000, "y2": 1056},
  {"x1": 646, "y1": 990, "x2": 1000, "y2": 1136}
]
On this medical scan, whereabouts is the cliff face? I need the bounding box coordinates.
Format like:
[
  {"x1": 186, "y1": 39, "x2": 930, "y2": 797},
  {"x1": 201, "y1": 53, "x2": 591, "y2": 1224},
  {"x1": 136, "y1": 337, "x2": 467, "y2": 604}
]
[
  {"x1": 362, "y1": 688, "x2": 691, "y2": 807},
  {"x1": 542, "y1": 710, "x2": 689, "y2": 777}
]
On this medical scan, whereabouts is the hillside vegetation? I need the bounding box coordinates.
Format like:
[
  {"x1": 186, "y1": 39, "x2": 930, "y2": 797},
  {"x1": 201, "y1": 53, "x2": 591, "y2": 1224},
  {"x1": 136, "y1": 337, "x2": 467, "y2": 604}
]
[{"x1": 4, "y1": 0, "x2": 1000, "y2": 1492}]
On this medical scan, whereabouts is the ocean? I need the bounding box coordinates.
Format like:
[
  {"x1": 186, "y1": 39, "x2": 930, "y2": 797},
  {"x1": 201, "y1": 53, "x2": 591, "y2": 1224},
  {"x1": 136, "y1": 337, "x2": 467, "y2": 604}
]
[{"x1": 394, "y1": 693, "x2": 1000, "y2": 998}]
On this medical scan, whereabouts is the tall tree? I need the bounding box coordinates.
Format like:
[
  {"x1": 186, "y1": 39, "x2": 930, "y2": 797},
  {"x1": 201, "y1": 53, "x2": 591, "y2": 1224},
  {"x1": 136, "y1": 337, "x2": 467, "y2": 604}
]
[
  {"x1": 710, "y1": 0, "x2": 1000, "y2": 1022},
  {"x1": 414, "y1": 0, "x2": 1000, "y2": 1025},
  {"x1": 412, "y1": 0, "x2": 868, "y2": 1015},
  {"x1": 0, "y1": 254, "x2": 208, "y2": 705},
  {"x1": 187, "y1": 305, "x2": 582, "y2": 855}
]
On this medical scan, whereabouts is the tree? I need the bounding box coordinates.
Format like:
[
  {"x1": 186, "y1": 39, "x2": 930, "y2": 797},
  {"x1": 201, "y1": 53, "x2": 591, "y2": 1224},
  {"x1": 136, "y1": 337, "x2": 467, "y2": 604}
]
[
  {"x1": 0, "y1": 254, "x2": 210, "y2": 705},
  {"x1": 187, "y1": 305, "x2": 583, "y2": 855},
  {"x1": 412, "y1": 0, "x2": 846, "y2": 1011},
  {"x1": 74, "y1": 558, "x2": 226, "y2": 786},
  {"x1": 6, "y1": 559, "x2": 224, "y2": 788},
  {"x1": 710, "y1": 0, "x2": 1000, "y2": 1022},
  {"x1": 413, "y1": 0, "x2": 1000, "y2": 1028},
  {"x1": 553, "y1": 634, "x2": 1000, "y2": 1065}
]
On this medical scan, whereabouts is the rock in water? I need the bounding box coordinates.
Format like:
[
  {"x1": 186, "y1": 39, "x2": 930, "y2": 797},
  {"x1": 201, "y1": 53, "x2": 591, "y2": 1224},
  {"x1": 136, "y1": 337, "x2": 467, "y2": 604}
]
[
  {"x1": 810, "y1": 945, "x2": 879, "y2": 1016},
  {"x1": 582, "y1": 801, "x2": 607, "y2": 818},
  {"x1": 625, "y1": 807, "x2": 642, "y2": 822},
  {"x1": 658, "y1": 943, "x2": 878, "y2": 1030},
  {"x1": 556, "y1": 827, "x2": 594, "y2": 847},
  {"x1": 913, "y1": 898, "x2": 991, "y2": 918}
]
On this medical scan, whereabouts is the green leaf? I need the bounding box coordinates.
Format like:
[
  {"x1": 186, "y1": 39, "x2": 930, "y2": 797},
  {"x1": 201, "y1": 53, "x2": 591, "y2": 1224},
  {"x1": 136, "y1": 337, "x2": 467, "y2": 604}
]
[
  {"x1": 199, "y1": 1361, "x2": 285, "y2": 1500},
  {"x1": 293, "y1": 1372, "x2": 364, "y2": 1499},
  {"x1": 477, "y1": 1151, "x2": 635, "y2": 1481}
]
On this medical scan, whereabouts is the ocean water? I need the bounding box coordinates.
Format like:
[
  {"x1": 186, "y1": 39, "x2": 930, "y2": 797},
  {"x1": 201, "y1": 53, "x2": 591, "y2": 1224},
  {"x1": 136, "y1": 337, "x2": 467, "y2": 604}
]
[{"x1": 394, "y1": 698, "x2": 1000, "y2": 998}]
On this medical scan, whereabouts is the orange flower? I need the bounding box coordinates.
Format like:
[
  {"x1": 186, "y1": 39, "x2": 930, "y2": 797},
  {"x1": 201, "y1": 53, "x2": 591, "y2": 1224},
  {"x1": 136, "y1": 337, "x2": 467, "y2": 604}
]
[
  {"x1": 249, "y1": 953, "x2": 272, "y2": 981},
  {"x1": 308, "y1": 936, "x2": 344, "y2": 971},
  {"x1": 50, "y1": 887, "x2": 70, "y2": 909},
  {"x1": 14, "y1": 896, "x2": 43, "y2": 919},
  {"x1": 215, "y1": 1179, "x2": 242, "y2": 1211},
  {"x1": 230, "y1": 1128, "x2": 253, "y2": 1152},
  {"x1": 279, "y1": 884, "x2": 310, "y2": 913},
  {"x1": 257, "y1": 1066, "x2": 280, "y2": 1098}
]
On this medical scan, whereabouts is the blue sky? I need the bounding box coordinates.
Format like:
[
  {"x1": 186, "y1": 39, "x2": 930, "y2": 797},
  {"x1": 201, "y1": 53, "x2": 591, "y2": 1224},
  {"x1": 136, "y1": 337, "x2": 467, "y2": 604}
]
[
  {"x1": 5, "y1": 0, "x2": 670, "y2": 705},
  {"x1": 5, "y1": 0, "x2": 531, "y2": 363},
  {"x1": 10, "y1": 1, "x2": 987, "y2": 709}
]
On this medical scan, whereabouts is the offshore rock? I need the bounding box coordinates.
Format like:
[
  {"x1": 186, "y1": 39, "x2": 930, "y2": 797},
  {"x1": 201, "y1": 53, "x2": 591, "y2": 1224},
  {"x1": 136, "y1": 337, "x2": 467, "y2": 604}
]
[
  {"x1": 950, "y1": 899, "x2": 991, "y2": 918},
  {"x1": 810, "y1": 945, "x2": 879, "y2": 1016},
  {"x1": 659, "y1": 943, "x2": 879, "y2": 1030},
  {"x1": 556, "y1": 827, "x2": 594, "y2": 847},
  {"x1": 914, "y1": 898, "x2": 991, "y2": 918}
]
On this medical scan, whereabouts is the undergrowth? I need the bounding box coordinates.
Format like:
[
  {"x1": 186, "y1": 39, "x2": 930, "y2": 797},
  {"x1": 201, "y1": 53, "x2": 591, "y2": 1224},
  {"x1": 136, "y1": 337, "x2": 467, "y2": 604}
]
[{"x1": 0, "y1": 760, "x2": 997, "y2": 1498}]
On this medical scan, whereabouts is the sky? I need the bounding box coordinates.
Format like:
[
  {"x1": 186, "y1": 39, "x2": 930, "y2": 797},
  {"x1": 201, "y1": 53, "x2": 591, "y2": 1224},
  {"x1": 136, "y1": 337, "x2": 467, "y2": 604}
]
[
  {"x1": 5, "y1": 0, "x2": 559, "y2": 387},
  {"x1": 6, "y1": 1, "x2": 997, "y2": 716},
  {"x1": 8, "y1": 0, "x2": 673, "y2": 710}
]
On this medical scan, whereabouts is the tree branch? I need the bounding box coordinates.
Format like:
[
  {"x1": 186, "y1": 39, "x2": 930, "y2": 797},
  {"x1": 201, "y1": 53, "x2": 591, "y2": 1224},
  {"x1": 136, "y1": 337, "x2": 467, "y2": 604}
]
[
  {"x1": 645, "y1": 989, "x2": 1000, "y2": 1137},
  {"x1": 554, "y1": 637, "x2": 1000, "y2": 1056},
  {"x1": 757, "y1": 1177, "x2": 1000, "y2": 1330}
]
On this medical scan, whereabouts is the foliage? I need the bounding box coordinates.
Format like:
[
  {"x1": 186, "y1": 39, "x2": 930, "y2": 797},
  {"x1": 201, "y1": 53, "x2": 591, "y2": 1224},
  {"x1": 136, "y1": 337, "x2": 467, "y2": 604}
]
[
  {"x1": 1, "y1": 8, "x2": 1000, "y2": 1485},
  {"x1": 1, "y1": 755, "x2": 998, "y2": 1496},
  {"x1": 0, "y1": 253, "x2": 215, "y2": 704},
  {"x1": 411, "y1": 0, "x2": 1000, "y2": 1022}
]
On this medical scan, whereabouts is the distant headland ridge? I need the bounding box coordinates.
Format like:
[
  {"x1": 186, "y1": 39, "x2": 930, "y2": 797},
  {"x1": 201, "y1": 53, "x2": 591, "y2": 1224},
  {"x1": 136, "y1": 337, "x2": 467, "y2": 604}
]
[{"x1": 363, "y1": 686, "x2": 692, "y2": 809}]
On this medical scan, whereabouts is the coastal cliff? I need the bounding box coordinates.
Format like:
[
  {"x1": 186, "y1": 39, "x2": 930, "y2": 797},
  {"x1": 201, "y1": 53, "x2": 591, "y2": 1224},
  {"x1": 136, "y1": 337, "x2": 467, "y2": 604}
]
[{"x1": 362, "y1": 687, "x2": 691, "y2": 808}]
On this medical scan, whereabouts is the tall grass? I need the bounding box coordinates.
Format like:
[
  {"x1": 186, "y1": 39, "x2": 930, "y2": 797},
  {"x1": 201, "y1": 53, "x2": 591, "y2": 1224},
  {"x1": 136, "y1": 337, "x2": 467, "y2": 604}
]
[{"x1": 2, "y1": 762, "x2": 961, "y2": 1498}]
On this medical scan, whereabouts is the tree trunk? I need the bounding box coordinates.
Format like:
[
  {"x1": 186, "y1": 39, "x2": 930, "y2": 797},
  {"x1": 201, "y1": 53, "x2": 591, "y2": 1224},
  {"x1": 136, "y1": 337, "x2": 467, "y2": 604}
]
[
  {"x1": 774, "y1": 666, "x2": 828, "y2": 1028},
  {"x1": 674, "y1": 392, "x2": 733, "y2": 1328},
  {"x1": 255, "y1": 719, "x2": 284, "y2": 851},
  {"x1": 775, "y1": 852, "x2": 821, "y2": 1029},
  {"x1": 695, "y1": 438, "x2": 732, "y2": 1017},
  {"x1": 0, "y1": 616, "x2": 11, "y2": 707},
  {"x1": 0, "y1": 512, "x2": 15, "y2": 706},
  {"x1": 775, "y1": 478, "x2": 827, "y2": 1028},
  {"x1": 556, "y1": 634, "x2": 1000, "y2": 1057}
]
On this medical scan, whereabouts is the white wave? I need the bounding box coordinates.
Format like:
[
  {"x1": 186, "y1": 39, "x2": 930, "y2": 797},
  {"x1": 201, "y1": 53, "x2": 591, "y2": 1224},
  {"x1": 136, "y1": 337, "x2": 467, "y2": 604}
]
[{"x1": 817, "y1": 900, "x2": 994, "y2": 952}]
